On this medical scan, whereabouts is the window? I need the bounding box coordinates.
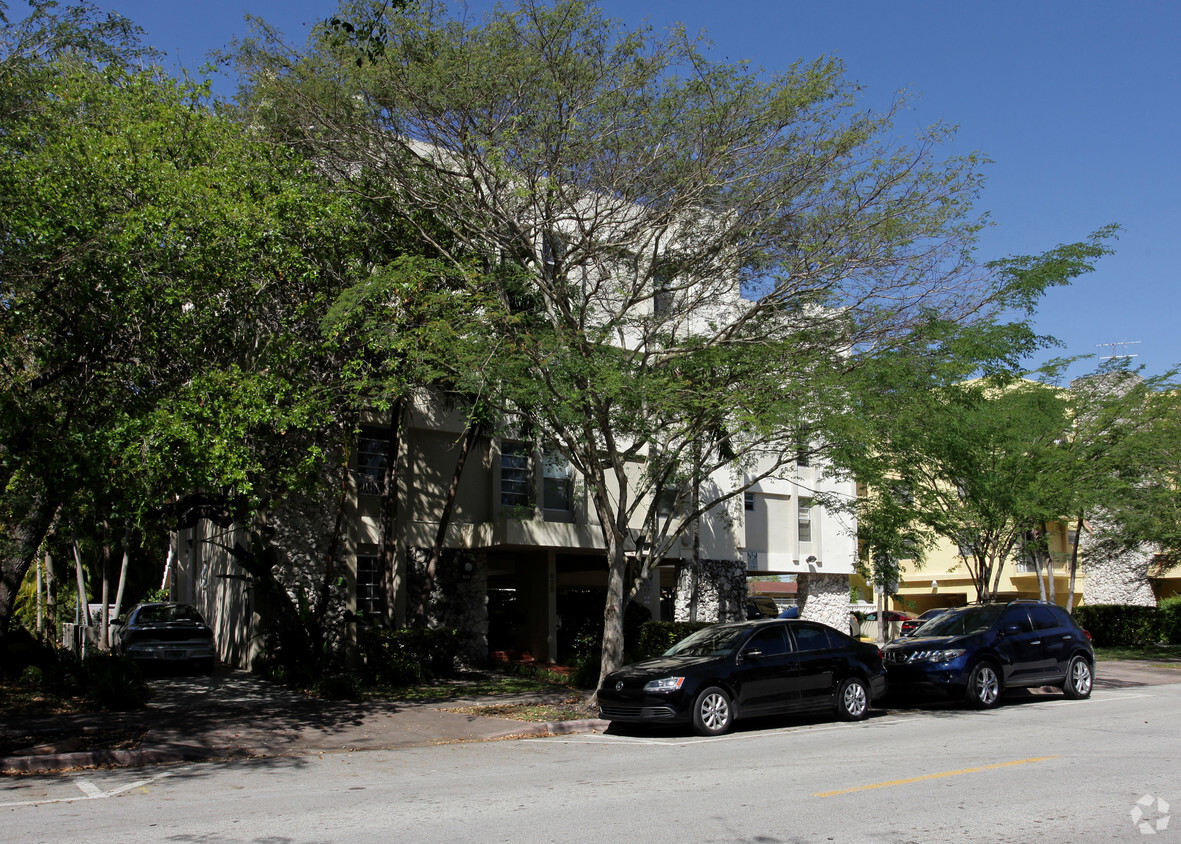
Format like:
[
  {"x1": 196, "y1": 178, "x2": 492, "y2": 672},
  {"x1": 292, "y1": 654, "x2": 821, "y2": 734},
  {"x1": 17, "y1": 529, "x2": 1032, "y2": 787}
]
[
  {"x1": 542, "y1": 230, "x2": 566, "y2": 281},
  {"x1": 797, "y1": 500, "x2": 813, "y2": 544},
  {"x1": 790, "y1": 623, "x2": 832, "y2": 652},
  {"x1": 651, "y1": 259, "x2": 676, "y2": 318},
  {"x1": 657, "y1": 487, "x2": 679, "y2": 519},
  {"x1": 356, "y1": 554, "x2": 386, "y2": 617},
  {"x1": 355, "y1": 427, "x2": 389, "y2": 495},
  {"x1": 795, "y1": 432, "x2": 811, "y2": 467},
  {"x1": 500, "y1": 442, "x2": 532, "y2": 508},
  {"x1": 744, "y1": 625, "x2": 790, "y2": 657},
  {"x1": 1001, "y1": 607, "x2": 1033, "y2": 633},
  {"x1": 744, "y1": 491, "x2": 755, "y2": 511},
  {"x1": 542, "y1": 449, "x2": 571, "y2": 511},
  {"x1": 1029, "y1": 604, "x2": 1059, "y2": 631},
  {"x1": 1013, "y1": 559, "x2": 1038, "y2": 574}
]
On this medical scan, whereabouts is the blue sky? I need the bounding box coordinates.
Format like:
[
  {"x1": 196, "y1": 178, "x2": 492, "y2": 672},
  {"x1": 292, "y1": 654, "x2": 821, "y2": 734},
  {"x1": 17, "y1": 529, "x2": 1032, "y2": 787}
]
[{"x1": 22, "y1": 0, "x2": 1180, "y2": 378}]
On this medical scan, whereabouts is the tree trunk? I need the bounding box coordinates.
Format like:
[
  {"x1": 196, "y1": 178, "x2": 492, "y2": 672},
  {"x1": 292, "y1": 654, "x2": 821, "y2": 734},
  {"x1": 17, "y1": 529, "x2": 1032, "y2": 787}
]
[
  {"x1": 35, "y1": 553, "x2": 43, "y2": 638},
  {"x1": 418, "y1": 422, "x2": 481, "y2": 623},
  {"x1": 100, "y1": 533, "x2": 111, "y2": 651},
  {"x1": 112, "y1": 522, "x2": 130, "y2": 624},
  {"x1": 72, "y1": 539, "x2": 91, "y2": 627},
  {"x1": 45, "y1": 549, "x2": 56, "y2": 644},
  {"x1": 379, "y1": 398, "x2": 405, "y2": 625},
  {"x1": 0, "y1": 493, "x2": 57, "y2": 642},
  {"x1": 598, "y1": 529, "x2": 629, "y2": 687},
  {"x1": 319, "y1": 434, "x2": 353, "y2": 628},
  {"x1": 1066, "y1": 515, "x2": 1084, "y2": 612},
  {"x1": 1029, "y1": 531, "x2": 1047, "y2": 602},
  {"x1": 1044, "y1": 522, "x2": 1056, "y2": 605}
]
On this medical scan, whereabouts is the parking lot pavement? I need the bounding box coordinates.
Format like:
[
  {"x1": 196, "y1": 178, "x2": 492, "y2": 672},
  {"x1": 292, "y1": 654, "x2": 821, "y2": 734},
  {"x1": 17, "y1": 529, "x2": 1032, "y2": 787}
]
[{"x1": 2, "y1": 659, "x2": 1176, "y2": 774}]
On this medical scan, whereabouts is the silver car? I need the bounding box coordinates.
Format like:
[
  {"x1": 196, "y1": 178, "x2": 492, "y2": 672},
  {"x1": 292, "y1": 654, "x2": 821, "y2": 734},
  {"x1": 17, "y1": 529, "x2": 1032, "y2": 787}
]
[{"x1": 115, "y1": 602, "x2": 217, "y2": 671}]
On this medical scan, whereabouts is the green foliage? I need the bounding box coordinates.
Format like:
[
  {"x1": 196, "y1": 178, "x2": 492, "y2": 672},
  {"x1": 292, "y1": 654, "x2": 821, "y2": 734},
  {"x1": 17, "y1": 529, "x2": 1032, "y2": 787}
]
[
  {"x1": 79, "y1": 652, "x2": 151, "y2": 710},
  {"x1": 636, "y1": 621, "x2": 712, "y2": 660},
  {"x1": 1073, "y1": 604, "x2": 1162, "y2": 648},
  {"x1": 1158, "y1": 596, "x2": 1181, "y2": 646},
  {"x1": 356, "y1": 626, "x2": 462, "y2": 686}
]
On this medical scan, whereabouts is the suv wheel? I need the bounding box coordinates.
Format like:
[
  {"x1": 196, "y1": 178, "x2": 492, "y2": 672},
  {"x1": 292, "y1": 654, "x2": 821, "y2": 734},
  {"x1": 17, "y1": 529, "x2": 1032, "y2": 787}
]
[
  {"x1": 965, "y1": 662, "x2": 1002, "y2": 708},
  {"x1": 1061, "y1": 655, "x2": 1093, "y2": 700}
]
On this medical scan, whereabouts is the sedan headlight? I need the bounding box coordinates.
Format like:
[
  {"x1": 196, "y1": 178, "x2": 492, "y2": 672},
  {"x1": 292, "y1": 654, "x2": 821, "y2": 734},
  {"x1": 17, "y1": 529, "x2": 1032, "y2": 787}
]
[
  {"x1": 909, "y1": 648, "x2": 966, "y2": 664},
  {"x1": 643, "y1": 676, "x2": 685, "y2": 693}
]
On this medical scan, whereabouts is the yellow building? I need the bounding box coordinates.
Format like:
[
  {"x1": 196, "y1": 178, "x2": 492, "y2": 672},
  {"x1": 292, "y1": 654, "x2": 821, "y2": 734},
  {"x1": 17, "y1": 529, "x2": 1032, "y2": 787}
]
[{"x1": 888, "y1": 524, "x2": 1084, "y2": 614}]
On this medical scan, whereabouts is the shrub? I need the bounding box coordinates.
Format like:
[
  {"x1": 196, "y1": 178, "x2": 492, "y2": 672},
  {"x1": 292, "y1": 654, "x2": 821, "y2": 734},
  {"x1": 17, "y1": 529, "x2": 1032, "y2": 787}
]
[
  {"x1": 79, "y1": 652, "x2": 151, "y2": 710},
  {"x1": 1073, "y1": 604, "x2": 1162, "y2": 647},
  {"x1": 1158, "y1": 596, "x2": 1181, "y2": 645},
  {"x1": 357, "y1": 626, "x2": 462, "y2": 686},
  {"x1": 636, "y1": 621, "x2": 712, "y2": 660}
]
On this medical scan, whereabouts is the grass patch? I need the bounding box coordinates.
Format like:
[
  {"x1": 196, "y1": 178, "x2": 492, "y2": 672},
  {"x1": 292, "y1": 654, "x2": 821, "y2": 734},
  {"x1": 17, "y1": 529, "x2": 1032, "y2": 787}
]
[
  {"x1": 444, "y1": 697, "x2": 595, "y2": 722},
  {"x1": 1094, "y1": 644, "x2": 1181, "y2": 662},
  {"x1": 0, "y1": 682, "x2": 90, "y2": 718},
  {"x1": 363, "y1": 668, "x2": 574, "y2": 703}
]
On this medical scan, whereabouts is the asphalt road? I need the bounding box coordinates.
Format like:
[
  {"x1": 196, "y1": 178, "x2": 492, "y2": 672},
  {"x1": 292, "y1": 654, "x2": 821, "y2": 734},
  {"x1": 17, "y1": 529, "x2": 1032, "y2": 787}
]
[{"x1": 4, "y1": 679, "x2": 1179, "y2": 843}]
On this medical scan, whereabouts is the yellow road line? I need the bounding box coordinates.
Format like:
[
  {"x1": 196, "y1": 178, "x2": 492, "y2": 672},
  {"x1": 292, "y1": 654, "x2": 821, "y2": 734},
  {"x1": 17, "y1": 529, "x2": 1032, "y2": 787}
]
[{"x1": 812, "y1": 756, "x2": 1060, "y2": 798}]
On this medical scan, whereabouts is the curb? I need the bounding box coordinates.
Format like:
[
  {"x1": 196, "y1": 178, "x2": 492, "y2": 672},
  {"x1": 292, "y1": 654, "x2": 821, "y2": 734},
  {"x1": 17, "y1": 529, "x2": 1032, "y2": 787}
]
[
  {"x1": 502, "y1": 718, "x2": 611, "y2": 738},
  {"x1": 0, "y1": 743, "x2": 214, "y2": 774}
]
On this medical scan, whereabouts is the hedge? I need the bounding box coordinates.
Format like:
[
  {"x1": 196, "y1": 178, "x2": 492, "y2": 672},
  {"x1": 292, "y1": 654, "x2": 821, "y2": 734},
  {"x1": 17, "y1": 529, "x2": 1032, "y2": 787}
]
[
  {"x1": 356, "y1": 626, "x2": 462, "y2": 686},
  {"x1": 636, "y1": 621, "x2": 712, "y2": 660},
  {"x1": 1073, "y1": 604, "x2": 1161, "y2": 647},
  {"x1": 1159, "y1": 596, "x2": 1181, "y2": 645}
]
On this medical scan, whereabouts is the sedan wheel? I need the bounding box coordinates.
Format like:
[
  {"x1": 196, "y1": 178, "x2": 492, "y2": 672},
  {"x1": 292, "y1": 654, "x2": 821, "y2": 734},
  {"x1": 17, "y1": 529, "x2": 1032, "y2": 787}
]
[
  {"x1": 692, "y1": 686, "x2": 734, "y2": 736},
  {"x1": 1062, "y1": 655, "x2": 1093, "y2": 700},
  {"x1": 966, "y1": 662, "x2": 1002, "y2": 708},
  {"x1": 836, "y1": 677, "x2": 869, "y2": 721}
]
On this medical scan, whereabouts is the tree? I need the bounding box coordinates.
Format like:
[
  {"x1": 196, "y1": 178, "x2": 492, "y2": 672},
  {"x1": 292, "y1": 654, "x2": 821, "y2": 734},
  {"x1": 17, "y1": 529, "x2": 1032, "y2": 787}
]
[
  {"x1": 0, "y1": 25, "x2": 373, "y2": 642},
  {"x1": 1044, "y1": 364, "x2": 1181, "y2": 607},
  {"x1": 231, "y1": 0, "x2": 1121, "y2": 683}
]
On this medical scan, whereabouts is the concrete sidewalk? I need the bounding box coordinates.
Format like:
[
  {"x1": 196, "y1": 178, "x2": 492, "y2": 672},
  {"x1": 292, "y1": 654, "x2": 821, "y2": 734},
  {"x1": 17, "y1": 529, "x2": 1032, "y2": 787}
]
[
  {"x1": 3, "y1": 660, "x2": 1178, "y2": 774},
  {"x1": 0, "y1": 669, "x2": 610, "y2": 774}
]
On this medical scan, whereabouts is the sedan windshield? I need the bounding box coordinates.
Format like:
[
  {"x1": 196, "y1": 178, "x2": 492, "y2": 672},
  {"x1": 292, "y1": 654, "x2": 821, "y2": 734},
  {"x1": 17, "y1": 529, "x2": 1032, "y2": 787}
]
[
  {"x1": 917, "y1": 605, "x2": 1004, "y2": 637},
  {"x1": 664, "y1": 625, "x2": 750, "y2": 657}
]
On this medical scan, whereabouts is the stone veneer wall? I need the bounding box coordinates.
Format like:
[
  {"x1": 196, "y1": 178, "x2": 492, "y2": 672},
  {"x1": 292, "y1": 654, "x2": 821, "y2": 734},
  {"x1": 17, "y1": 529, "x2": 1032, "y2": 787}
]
[
  {"x1": 406, "y1": 547, "x2": 489, "y2": 665},
  {"x1": 1082, "y1": 542, "x2": 1157, "y2": 606},
  {"x1": 796, "y1": 572, "x2": 851, "y2": 631},
  {"x1": 674, "y1": 558, "x2": 747, "y2": 623}
]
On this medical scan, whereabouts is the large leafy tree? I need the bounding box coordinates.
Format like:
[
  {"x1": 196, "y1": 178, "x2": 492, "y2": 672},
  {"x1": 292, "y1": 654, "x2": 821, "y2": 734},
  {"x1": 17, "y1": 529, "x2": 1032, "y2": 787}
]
[
  {"x1": 0, "y1": 8, "x2": 371, "y2": 641},
  {"x1": 232, "y1": 0, "x2": 1121, "y2": 682}
]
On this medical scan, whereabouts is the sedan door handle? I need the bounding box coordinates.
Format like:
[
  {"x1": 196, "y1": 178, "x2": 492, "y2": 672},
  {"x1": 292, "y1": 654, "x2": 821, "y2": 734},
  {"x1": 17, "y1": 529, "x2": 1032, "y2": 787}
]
[{"x1": 1030, "y1": 640, "x2": 1041, "y2": 645}]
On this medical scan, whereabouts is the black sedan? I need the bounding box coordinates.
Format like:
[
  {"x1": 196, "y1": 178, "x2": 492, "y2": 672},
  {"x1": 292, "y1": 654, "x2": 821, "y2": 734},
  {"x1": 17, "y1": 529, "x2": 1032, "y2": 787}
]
[
  {"x1": 597, "y1": 619, "x2": 887, "y2": 735},
  {"x1": 114, "y1": 602, "x2": 217, "y2": 672}
]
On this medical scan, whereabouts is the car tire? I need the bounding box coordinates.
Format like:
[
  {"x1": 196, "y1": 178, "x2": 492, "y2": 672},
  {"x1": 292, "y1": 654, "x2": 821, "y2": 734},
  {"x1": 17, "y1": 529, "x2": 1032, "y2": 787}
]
[
  {"x1": 692, "y1": 686, "x2": 734, "y2": 736},
  {"x1": 1061, "y1": 655, "x2": 1093, "y2": 700},
  {"x1": 836, "y1": 677, "x2": 870, "y2": 721},
  {"x1": 965, "y1": 661, "x2": 1002, "y2": 708}
]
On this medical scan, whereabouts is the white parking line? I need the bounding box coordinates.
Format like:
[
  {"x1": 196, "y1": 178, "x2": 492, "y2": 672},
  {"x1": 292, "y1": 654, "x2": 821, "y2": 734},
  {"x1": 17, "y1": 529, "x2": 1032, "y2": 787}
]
[
  {"x1": 1044, "y1": 692, "x2": 1152, "y2": 707},
  {"x1": 0, "y1": 770, "x2": 176, "y2": 809}
]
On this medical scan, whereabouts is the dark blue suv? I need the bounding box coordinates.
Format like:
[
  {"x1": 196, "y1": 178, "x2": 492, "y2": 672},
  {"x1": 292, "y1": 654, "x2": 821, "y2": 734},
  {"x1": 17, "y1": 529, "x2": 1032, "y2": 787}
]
[{"x1": 881, "y1": 600, "x2": 1094, "y2": 708}]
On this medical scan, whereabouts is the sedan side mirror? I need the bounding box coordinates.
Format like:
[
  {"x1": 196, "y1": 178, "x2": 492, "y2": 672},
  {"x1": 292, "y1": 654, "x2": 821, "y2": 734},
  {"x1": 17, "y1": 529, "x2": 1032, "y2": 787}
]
[{"x1": 740, "y1": 648, "x2": 764, "y2": 662}]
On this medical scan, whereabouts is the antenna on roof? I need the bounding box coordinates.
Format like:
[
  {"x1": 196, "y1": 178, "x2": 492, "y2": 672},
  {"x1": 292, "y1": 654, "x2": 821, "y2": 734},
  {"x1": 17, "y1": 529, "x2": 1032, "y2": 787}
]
[{"x1": 1097, "y1": 339, "x2": 1141, "y2": 361}]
